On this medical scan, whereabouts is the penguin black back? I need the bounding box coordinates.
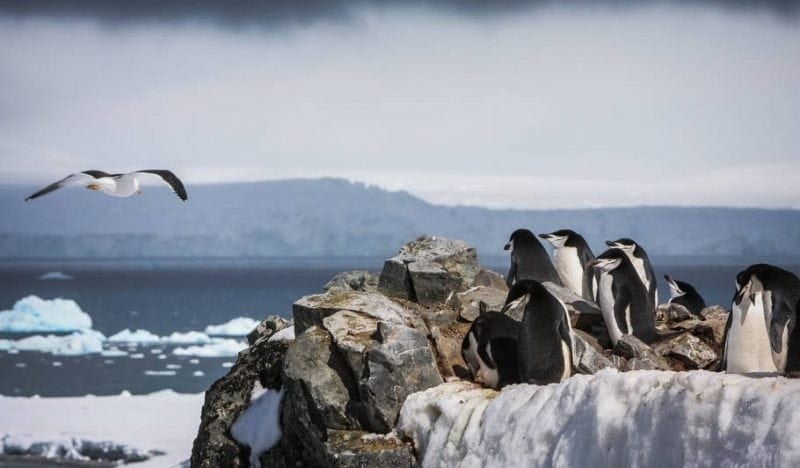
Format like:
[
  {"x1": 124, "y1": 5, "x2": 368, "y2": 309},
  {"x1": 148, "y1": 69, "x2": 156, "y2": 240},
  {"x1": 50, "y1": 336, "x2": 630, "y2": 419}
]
[
  {"x1": 504, "y1": 229, "x2": 561, "y2": 288},
  {"x1": 664, "y1": 274, "x2": 706, "y2": 316},
  {"x1": 461, "y1": 303, "x2": 520, "y2": 389},
  {"x1": 515, "y1": 280, "x2": 573, "y2": 385},
  {"x1": 606, "y1": 237, "x2": 658, "y2": 309}
]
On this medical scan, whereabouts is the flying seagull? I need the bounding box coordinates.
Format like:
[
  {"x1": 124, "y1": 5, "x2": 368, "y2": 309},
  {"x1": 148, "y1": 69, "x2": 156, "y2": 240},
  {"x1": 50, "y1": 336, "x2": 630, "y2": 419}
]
[{"x1": 25, "y1": 170, "x2": 188, "y2": 201}]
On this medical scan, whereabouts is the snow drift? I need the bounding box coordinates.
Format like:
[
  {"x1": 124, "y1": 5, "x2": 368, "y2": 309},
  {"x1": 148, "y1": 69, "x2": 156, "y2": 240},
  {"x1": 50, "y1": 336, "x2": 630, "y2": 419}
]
[
  {"x1": 0, "y1": 296, "x2": 92, "y2": 332},
  {"x1": 397, "y1": 369, "x2": 800, "y2": 467}
]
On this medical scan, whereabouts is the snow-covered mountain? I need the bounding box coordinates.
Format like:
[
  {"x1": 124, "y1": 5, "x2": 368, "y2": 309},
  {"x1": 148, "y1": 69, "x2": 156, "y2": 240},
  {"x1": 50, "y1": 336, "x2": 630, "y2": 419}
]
[{"x1": 1, "y1": 178, "x2": 798, "y2": 259}]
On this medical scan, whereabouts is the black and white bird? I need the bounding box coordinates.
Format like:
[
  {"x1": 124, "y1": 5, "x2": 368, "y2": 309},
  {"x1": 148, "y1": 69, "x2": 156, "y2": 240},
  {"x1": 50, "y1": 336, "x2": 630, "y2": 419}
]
[
  {"x1": 606, "y1": 238, "x2": 658, "y2": 309},
  {"x1": 664, "y1": 274, "x2": 706, "y2": 316},
  {"x1": 25, "y1": 170, "x2": 188, "y2": 201}
]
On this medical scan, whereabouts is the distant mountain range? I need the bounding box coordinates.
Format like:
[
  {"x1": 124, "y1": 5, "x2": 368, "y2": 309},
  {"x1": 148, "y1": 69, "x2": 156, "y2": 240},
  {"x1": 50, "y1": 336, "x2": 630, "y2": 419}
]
[{"x1": 1, "y1": 178, "x2": 799, "y2": 260}]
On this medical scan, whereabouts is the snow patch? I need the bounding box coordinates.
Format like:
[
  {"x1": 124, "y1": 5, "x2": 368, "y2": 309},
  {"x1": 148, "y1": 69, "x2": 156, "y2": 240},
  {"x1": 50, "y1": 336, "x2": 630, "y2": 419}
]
[
  {"x1": 230, "y1": 387, "x2": 284, "y2": 468},
  {"x1": 397, "y1": 369, "x2": 800, "y2": 467},
  {"x1": 0, "y1": 296, "x2": 92, "y2": 333},
  {"x1": 172, "y1": 339, "x2": 246, "y2": 358},
  {"x1": 204, "y1": 317, "x2": 260, "y2": 336},
  {"x1": 268, "y1": 326, "x2": 295, "y2": 342}
]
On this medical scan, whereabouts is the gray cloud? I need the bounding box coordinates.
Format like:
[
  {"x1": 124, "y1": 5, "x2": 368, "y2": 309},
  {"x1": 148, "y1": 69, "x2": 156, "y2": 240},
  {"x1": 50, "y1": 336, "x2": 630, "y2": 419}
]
[{"x1": 0, "y1": 0, "x2": 797, "y2": 28}]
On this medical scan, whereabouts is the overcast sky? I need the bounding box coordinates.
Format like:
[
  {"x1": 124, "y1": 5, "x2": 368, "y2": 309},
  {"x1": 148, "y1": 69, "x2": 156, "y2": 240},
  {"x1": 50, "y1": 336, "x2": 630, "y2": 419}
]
[{"x1": 1, "y1": 1, "x2": 798, "y2": 209}]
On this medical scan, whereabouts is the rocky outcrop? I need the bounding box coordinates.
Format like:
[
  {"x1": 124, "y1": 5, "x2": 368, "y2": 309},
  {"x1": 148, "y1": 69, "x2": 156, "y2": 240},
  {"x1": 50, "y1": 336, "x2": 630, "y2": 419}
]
[
  {"x1": 377, "y1": 236, "x2": 481, "y2": 305},
  {"x1": 192, "y1": 237, "x2": 738, "y2": 467}
]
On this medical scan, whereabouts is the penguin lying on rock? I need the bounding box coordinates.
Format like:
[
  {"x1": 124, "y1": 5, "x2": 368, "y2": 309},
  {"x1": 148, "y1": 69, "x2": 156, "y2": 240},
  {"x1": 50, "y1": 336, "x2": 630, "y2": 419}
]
[
  {"x1": 664, "y1": 274, "x2": 706, "y2": 316},
  {"x1": 461, "y1": 302, "x2": 520, "y2": 389}
]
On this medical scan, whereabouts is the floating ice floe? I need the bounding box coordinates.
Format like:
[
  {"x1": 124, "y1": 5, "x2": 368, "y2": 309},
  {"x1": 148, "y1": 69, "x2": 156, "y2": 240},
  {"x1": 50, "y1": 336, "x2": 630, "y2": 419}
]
[
  {"x1": 108, "y1": 329, "x2": 161, "y2": 344},
  {"x1": 0, "y1": 330, "x2": 105, "y2": 356},
  {"x1": 165, "y1": 331, "x2": 213, "y2": 344},
  {"x1": 172, "y1": 339, "x2": 247, "y2": 358},
  {"x1": 230, "y1": 384, "x2": 284, "y2": 468},
  {"x1": 192, "y1": 371, "x2": 204, "y2": 377},
  {"x1": 38, "y1": 271, "x2": 74, "y2": 281},
  {"x1": 397, "y1": 369, "x2": 800, "y2": 467},
  {"x1": 101, "y1": 349, "x2": 129, "y2": 357},
  {"x1": 204, "y1": 317, "x2": 260, "y2": 336},
  {"x1": 0, "y1": 296, "x2": 92, "y2": 333},
  {"x1": 0, "y1": 433, "x2": 154, "y2": 464},
  {"x1": 144, "y1": 370, "x2": 176, "y2": 376}
]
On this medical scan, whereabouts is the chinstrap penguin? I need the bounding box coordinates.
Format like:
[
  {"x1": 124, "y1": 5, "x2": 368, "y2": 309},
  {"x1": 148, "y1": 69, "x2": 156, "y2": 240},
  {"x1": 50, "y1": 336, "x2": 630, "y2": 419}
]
[
  {"x1": 606, "y1": 238, "x2": 658, "y2": 310},
  {"x1": 461, "y1": 302, "x2": 520, "y2": 389},
  {"x1": 723, "y1": 264, "x2": 800, "y2": 375},
  {"x1": 513, "y1": 280, "x2": 574, "y2": 385},
  {"x1": 504, "y1": 229, "x2": 561, "y2": 288},
  {"x1": 664, "y1": 274, "x2": 706, "y2": 316},
  {"x1": 590, "y1": 249, "x2": 656, "y2": 346},
  {"x1": 539, "y1": 229, "x2": 597, "y2": 301}
]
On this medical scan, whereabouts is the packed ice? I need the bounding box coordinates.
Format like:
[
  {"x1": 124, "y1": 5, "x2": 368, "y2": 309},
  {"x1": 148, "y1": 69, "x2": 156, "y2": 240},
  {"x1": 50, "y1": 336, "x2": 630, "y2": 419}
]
[{"x1": 0, "y1": 296, "x2": 92, "y2": 332}]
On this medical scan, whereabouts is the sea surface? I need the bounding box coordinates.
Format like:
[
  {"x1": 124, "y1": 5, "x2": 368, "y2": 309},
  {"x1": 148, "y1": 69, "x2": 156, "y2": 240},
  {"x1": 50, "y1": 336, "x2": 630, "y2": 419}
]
[{"x1": 1, "y1": 257, "x2": 798, "y2": 397}]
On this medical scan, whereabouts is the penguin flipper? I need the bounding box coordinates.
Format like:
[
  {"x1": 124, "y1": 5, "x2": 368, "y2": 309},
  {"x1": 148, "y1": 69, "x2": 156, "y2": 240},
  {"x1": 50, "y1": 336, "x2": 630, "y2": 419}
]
[
  {"x1": 506, "y1": 261, "x2": 517, "y2": 289},
  {"x1": 768, "y1": 295, "x2": 795, "y2": 354},
  {"x1": 721, "y1": 310, "x2": 733, "y2": 371},
  {"x1": 613, "y1": 286, "x2": 633, "y2": 335},
  {"x1": 558, "y1": 319, "x2": 574, "y2": 366}
]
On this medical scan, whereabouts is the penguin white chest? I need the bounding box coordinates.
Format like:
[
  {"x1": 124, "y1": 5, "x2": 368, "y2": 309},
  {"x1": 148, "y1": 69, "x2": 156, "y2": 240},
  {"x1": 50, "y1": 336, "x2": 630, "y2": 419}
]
[
  {"x1": 465, "y1": 332, "x2": 499, "y2": 389},
  {"x1": 597, "y1": 273, "x2": 624, "y2": 345},
  {"x1": 554, "y1": 247, "x2": 584, "y2": 297},
  {"x1": 630, "y1": 256, "x2": 649, "y2": 291},
  {"x1": 726, "y1": 293, "x2": 779, "y2": 374}
]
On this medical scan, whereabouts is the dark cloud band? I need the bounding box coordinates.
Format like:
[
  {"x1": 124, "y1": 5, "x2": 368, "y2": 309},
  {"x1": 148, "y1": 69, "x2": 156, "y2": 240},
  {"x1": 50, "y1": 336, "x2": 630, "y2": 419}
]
[{"x1": 0, "y1": 0, "x2": 797, "y2": 28}]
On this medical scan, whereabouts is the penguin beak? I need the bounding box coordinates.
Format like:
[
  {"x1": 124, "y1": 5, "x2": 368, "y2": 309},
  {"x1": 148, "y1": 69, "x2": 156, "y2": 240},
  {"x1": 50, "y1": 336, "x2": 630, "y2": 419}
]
[
  {"x1": 538, "y1": 234, "x2": 551, "y2": 240},
  {"x1": 503, "y1": 242, "x2": 511, "y2": 251},
  {"x1": 605, "y1": 240, "x2": 616, "y2": 247},
  {"x1": 587, "y1": 259, "x2": 600, "y2": 268},
  {"x1": 136, "y1": 188, "x2": 142, "y2": 194}
]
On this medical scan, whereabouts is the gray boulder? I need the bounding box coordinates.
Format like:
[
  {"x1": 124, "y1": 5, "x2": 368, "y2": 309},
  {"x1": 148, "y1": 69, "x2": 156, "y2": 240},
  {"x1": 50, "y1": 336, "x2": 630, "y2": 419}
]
[
  {"x1": 360, "y1": 322, "x2": 443, "y2": 432},
  {"x1": 247, "y1": 315, "x2": 291, "y2": 346},
  {"x1": 293, "y1": 289, "x2": 407, "y2": 335},
  {"x1": 322, "y1": 310, "x2": 379, "y2": 382},
  {"x1": 472, "y1": 268, "x2": 508, "y2": 291},
  {"x1": 572, "y1": 330, "x2": 615, "y2": 374},
  {"x1": 449, "y1": 286, "x2": 508, "y2": 322},
  {"x1": 657, "y1": 302, "x2": 693, "y2": 323},
  {"x1": 653, "y1": 332, "x2": 718, "y2": 369},
  {"x1": 325, "y1": 430, "x2": 413, "y2": 467},
  {"x1": 324, "y1": 271, "x2": 379, "y2": 293},
  {"x1": 378, "y1": 236, "x2": 481, "y2": 306},
  {"x1": 613, "y1": 335, "x2": 671, "y2": 371}
]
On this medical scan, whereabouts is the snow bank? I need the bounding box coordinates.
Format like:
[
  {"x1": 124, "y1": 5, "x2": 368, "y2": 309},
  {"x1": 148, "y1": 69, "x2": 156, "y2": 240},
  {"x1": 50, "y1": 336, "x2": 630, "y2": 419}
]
[
  {"x1": 268, "y1": 325, "x2": 295, "y2": 342},
  {"x1": 0, "y1": 296, "x2": 92, "y2": 332},
  {"x1": 0, "y1": 330, "x2": 105, "y2": 355},
  {"x1": 108, "y1": 328, "x2": 162, "y2": 344},
  {"x1": 230, "y1": 385, "x2": 284, "y2": 468},
  {"x1": 172, "y1": 339, "x2": 247, "y2": 357},
  {"x1": 397, "y1": 369, "x2": 800, "y2": 467},
  {"x1": 204, "y1": 317, "x2": 260, "y2": 336},
  {"x1": 0, "y1": 390, "x2": 204, "y2": 468}
]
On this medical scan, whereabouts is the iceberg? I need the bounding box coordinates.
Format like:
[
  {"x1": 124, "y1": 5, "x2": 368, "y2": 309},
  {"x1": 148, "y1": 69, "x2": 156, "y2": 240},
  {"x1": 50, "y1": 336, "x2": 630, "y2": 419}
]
[
  {"x1": 165, "y1": 331, "x2": 213, "y2": 344},
  {"x1": 0, "y1": 296, "x2": 92, "y2": 333},
  {"x1": 108, "y1": 329, "x2": 162, "y2": 344},
  {"x1": 172, "y1": 339, "x2": 247, "y2": 358},
  {"x1": 0, "y1": 330, "x2": 105, "y2": 356},
  {"x1": 204, "y1": 317, "x2": 260, "y2": 336},
  {"x1": 38, "y1": 271, "x2": 74, "y2": 280},
  {"x1": 397, "y1": 369, "x2": 800, "y2": 467}
]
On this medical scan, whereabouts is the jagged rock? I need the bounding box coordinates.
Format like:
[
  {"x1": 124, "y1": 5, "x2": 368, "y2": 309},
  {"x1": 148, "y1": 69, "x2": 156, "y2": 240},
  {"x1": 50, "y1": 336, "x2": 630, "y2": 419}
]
[
  {"x1": 472, "y1": 268, "x2": 508, "y2": 291},
  {"x1": 322, "y1": 310, "x2": 380, "y2": 382},
  {"x1": 247, "y1": 315, "x2": 292, "y2": 346},
  {"x1": 325, "y1": 430, "x2": 413, "y2": 467},
  {"x1": 613, "y1": 335, "x2": 671, "y2": 371},
  {"x1": 653, "y1": 333, "x2": 718, "y2": 369},
  {"x1": 657, "y1": 303, "x2": 694, "y2": 323},
  {"x1": 700, "y1": 305, "x2": 728, "y2": 321},
  {"x1": 626, "y1": 357, "x2": 665, "y2": 371},
  {"x1": 378, "y1": 236, "x2": 481, "y2": 305},
  {"x1": 430, "y1": 324, "x2": 471, "y2": 380},
  {"x1": 572, "y1": 330, "x2": 615, "y2": 374},
  {"x1": 608, "y1": 354, "x2": 627, "y2": 370},
  {"x1": 293, "y1": 290, "x2": 407, "y2": 335},
  {"x1": 324, "y1": 271, "x2": 379, "y2": 293},
  {"x1": 282, "y1": 326, "x2": 362, "y2": 464},
  {"x1": 361, "y1": 322, "x2": 443, "y2": 433},
  {"x1": 449, "y1": 286, "x2": 508, "y2": 322},
  {"x1": 191, "y1": 336, "x2": 291, "y2": 468}
]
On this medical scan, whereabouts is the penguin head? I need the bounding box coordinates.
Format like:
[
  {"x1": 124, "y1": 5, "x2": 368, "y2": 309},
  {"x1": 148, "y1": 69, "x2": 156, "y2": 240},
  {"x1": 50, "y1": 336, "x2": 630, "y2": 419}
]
[
  {"x1": 504, "y1": 228, "x2": 535, "y2": 251},
  {"x1": 589, "y1": 249, "x2": 627, "y2": 272},
  {"x1": 503, "y1": 279, "x2": 548, "y2": 306},
  {"x1": 733, "y1": 266, "x2": 767, "y2": 305},
  {"x1": 605, "y1": 238, "x2": 637, "y2": 253},
  {"x1": 664, "y1": 274, "x2": 696, "y2": 298},
  {"x1": 539, "y1": 229, "x2": 574, "y2": 248}
]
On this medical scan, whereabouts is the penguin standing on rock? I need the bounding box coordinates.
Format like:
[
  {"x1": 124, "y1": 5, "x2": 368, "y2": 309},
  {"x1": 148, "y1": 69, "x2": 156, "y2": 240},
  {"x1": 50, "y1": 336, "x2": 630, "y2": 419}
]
[
  {"x1": 504, "y1": 229, "x2": 561, "y2": 288},
  {"x1": 664, "y1": 274, "x2": 706, "y2": 316},
  {"x1": 539, "y1": 229, "x2": 597, "y2": 301},
  {"x1": 512, "y1": 280, "x2": 574, "y2": 385},
  {"x1": 724, "y1": 264, "x2": 800, "y2": 375},
  {"x1": 590, "y1": 249, "x2": 656, "y2": 346},
  {"x1": 606, "y1": 238, "x2": 658, "y2": 309},
  {"x1": 461, "y1": 302, "x2": 520, "y2": 389}
]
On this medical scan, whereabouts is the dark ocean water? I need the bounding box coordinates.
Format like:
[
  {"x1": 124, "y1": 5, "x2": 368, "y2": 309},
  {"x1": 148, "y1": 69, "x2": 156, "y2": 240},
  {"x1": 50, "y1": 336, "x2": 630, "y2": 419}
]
[{"x1": 1, "y1": 258, "x2": 798, "y2": 397}]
